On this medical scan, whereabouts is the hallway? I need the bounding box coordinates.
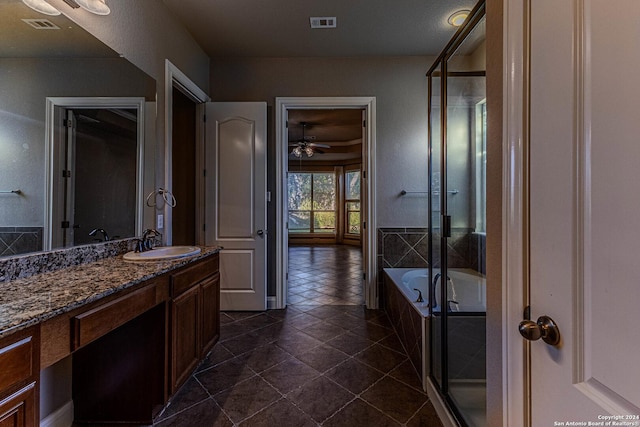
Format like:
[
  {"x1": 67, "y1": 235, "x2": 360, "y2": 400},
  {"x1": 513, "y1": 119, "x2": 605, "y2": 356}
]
[
  {"x1": 288, "y1": 245, "x2": 364, "y2": 306},
  {"x1": 154, "y1": 246, "x2": 442, "y2": 426}
]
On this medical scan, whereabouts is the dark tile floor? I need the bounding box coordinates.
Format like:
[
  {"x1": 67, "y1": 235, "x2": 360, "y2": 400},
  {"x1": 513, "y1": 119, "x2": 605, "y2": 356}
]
[
  {"x1": 154, "y1": 245, "x2": 443, "y2": 426},
  {"x1": 288, "y1": 245, "x2": 364, "y2": 306}
]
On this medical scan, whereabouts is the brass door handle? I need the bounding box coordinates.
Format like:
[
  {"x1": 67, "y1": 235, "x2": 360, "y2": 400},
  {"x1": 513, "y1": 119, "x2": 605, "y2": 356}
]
[{"x1": 519, "y1": 315, "x2": 560, "y2": 346}]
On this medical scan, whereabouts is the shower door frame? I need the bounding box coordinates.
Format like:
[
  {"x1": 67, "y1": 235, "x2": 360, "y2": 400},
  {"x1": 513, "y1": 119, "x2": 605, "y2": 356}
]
[{"x1": 426, "y1": 1, "x2": 487, "y2": 425}]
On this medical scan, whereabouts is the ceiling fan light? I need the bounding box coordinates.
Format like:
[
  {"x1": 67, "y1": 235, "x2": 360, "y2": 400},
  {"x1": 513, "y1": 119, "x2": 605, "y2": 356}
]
[
  {"x1": 74, "y1": 0, "x2": 110, "y2": 15},
  {"x1": 305, "y1": 146, "x2": 314, "y2": 157},
  {"x1": 292, "y1": 146, "x2": 303, "y2": 158},
  {"x1": 21, "y1": 0, "x2": 61, "y2": 16}
]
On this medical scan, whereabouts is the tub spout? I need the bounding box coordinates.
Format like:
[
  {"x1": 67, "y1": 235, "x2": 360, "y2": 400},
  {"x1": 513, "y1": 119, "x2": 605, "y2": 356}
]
[{"x1": 413, "y1": 288, "x2": 424, "y2": 303}]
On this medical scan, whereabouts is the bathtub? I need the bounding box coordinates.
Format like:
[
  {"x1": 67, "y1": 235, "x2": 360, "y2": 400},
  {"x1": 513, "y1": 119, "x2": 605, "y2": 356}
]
[
  {"x1": 382, "y1": 268, "x2": 487, "y2": 390},
  {"x1": 398, "y1": 268, "x2": 487, "y2": 316}
]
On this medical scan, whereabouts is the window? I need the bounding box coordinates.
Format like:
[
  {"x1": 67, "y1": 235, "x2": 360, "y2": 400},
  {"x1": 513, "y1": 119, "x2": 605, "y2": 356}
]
[
  {"x1": 288, "y1": 172, "x2": 336, "y2": 233},
  {"x1": 345, "y1": 170, "x2": 361, "y2": 235}
]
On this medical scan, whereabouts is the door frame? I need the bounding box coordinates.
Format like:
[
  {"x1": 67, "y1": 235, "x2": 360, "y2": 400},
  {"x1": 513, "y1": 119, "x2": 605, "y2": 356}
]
[
  {"x1": 164, "y1": 60, "x2": 210, "y2": 245},
  {"x1": 503, "y1": 0, "x2": 529, "y2": 425},
  {"x1": 44, "y1": 96, "x2": 146, "y2": 250},
  {"x1": 275, "y1": 97, "x2": 377, "y2": 309}
]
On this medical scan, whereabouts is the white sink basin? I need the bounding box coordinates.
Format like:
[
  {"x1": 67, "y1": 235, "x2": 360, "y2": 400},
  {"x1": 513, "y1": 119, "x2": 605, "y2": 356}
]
[{"x1": 123, "y1": 246, "x2": 201, "y2": 261}]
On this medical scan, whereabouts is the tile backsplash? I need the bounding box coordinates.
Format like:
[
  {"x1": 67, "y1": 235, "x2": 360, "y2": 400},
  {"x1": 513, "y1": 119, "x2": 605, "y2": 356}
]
[
  {"x1": 0, "y1": 227, "x2": 43, "y2": 257},
  {"x1": 377, "y1": 227, "x2": 486, "y2": 288}
]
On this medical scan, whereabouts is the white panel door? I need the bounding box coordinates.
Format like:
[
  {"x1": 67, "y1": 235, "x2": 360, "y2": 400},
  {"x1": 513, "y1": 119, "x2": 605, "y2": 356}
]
[
  {"x1": 206, "y1": 102, "x2": 267, "y2": 311},
  {"x1": 527, "y1": 0, "x2": 640, "y2": 424}
]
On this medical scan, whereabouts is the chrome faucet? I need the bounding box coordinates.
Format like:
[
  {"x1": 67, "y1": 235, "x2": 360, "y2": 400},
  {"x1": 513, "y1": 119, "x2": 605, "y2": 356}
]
[
  {"x1": 134, "y1": 229, "x2": 162, "y2": 252},
  {"x1": 413, "y1": 288, "x2": 424, "y2": 303},
  {"x1": 89, "y1": 228, "x2": 110, "y2": 242}
]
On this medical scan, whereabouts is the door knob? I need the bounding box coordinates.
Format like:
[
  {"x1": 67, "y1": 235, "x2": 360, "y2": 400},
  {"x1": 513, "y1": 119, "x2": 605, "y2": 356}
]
[
  {"x1": 518, "y1": 315, "x2": 560, "y2": 346},
  {"x1": 257, "y1": 229, "x2": 265, "y2": 236}
]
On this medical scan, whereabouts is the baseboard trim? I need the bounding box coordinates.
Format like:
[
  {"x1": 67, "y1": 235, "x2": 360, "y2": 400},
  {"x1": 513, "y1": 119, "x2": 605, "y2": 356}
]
[
  {"x1": 426, "y1": 377, "x2": 459, "y2": 427},
  {"x1": 40, "y1": 400, "x2": 73, "y2": 427}
]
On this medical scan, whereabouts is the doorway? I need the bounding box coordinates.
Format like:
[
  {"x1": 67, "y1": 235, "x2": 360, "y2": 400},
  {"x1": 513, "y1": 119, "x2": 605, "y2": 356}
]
[
  {"x1": 275, "y1": 97, "x2": 377, "y2": 309},
  {"x1": 164, "y1": 60, "x2": 209, "y2": 246},
  {"x1": 45, "y1": 97, "x2": 146, "y2": 250},
  {"x1": 286, "y1": 109, "x2": 364, "y2": 306},
  {"x1": 171, "y1": 87, "x2": 197, "y2": 245}
]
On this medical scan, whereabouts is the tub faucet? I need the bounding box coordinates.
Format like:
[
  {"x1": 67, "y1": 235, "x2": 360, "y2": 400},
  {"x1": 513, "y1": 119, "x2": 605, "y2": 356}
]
[
  {"x1": 432, "y1": 273, "x2": 458, "y2": 310},
  {"x1": 89, "y1": 228, "x2": 109, "y2": 242},
  {"x1": 413, "y1": 288, "x2": 424, "y2": 303}
]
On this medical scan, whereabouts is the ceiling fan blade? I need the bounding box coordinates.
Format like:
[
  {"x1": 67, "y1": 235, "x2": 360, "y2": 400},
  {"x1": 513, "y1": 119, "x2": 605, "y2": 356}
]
[{"x1": 309, "y1": 143, "x2": 330, "y2": 149}]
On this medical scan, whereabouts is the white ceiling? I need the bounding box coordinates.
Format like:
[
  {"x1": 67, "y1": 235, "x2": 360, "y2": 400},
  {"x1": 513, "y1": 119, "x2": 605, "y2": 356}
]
[{"x1": 162, "y1": 0, "x2": 478, "y2": 58}]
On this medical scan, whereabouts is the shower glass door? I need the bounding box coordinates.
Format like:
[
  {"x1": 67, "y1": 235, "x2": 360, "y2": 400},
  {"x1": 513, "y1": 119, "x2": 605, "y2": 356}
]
[
  {"x1": 445, "y1": 12, "x2": 486, "y2": 427},
  {"x1": 428, "y1": 62, "x2": 442, "y2": 389},
  {"x1": 427, "y1": 2, "x2": 486, "y2": 426}
]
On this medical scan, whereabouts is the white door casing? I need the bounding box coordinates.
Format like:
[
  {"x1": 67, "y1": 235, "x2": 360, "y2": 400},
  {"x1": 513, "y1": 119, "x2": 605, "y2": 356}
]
[
  {"x1": 275, "y1": 97, "x2": 377, "y2": 309},
  {"x1": 45, "y1": 97, "x2": 146, "y2": 251},
  {"x1": 505, "y1": 0, "x2": 640, "y2": 425},
  {"x1": 205, "y1": 102, "x2": 267, "y2": 311}
]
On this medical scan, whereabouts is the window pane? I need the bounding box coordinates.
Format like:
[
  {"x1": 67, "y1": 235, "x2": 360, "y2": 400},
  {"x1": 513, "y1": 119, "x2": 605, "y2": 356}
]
[
  {"x1": 313, "y1": 211, "x2": 335, "y2": 232},
  {"x1": 288, "y1": 211, "x2": 310, "y2": 232},
  {"x1": 347, "y1": 212, "x2": 360, "y2": 234},
  {"x1": 346, "y1": 201, "x2": 360, "y2": 211},
  {"x1": 312, "y1": 173, "x2": 335, "y2": 210},
  {"x1": 346, "y1": 171, "x2": 361, "y2": 200},
  {"x1": 288, "y1": 173, "x2": 311, "y2": 210}
]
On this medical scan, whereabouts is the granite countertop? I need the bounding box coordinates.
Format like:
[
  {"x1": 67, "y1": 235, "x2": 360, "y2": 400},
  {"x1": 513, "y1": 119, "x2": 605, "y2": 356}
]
[{"x1": 0, "y1": 246, "x2": 221, "y2": 339}]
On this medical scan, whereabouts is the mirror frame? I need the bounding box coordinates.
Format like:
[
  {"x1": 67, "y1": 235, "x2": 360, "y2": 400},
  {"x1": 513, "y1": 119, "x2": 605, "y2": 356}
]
[{"x1": 44, "y1": 97, "x2": 146, "y2": 250}]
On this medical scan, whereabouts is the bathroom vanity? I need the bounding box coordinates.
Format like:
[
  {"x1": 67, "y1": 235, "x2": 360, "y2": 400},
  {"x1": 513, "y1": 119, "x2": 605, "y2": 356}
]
[{"x1": 0, "y1": 246, "x2": 221, "y2": 426}]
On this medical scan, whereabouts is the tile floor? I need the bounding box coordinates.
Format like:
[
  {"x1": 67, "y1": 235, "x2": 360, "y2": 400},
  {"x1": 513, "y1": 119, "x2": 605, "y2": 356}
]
[
  {"x1": 154, "y1": 245, "x2": 443, "y2": 427},
  {"x1": 287, "y1": 245, "x2": 365, "y2": 306}
]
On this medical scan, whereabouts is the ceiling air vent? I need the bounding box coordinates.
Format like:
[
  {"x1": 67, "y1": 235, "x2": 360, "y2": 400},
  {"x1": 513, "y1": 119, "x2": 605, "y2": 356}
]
[
  {"x1": 310, "y1": 17, "x2": 337, "y2": 29},
  {"x1": 22, "y1": 19, "x2": 60, "y2": 30}
]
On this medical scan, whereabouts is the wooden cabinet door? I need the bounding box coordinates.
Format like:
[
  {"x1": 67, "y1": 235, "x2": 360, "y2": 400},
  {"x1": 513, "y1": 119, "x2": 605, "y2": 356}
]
[
  {"x1": 0, "y1": 384, "x2": 36, "y2": 427},
  {"x1": 200, "y1": 273, "x2": 220, "y2": 357},
  {"x1": 170, "y1": 285, "x2": 200, "y2": 393}
]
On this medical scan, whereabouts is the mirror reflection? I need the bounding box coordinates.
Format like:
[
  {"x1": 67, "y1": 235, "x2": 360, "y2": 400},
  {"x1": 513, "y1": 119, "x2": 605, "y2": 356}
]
[{"x1": 0, "y1": 0, "x2": 156, "y2": 257}]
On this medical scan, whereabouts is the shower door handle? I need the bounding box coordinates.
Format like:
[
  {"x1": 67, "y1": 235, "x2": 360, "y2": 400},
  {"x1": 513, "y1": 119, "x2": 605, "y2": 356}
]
[{"x1": 518, "y1": 315, "x2": 561, "y2": 346}]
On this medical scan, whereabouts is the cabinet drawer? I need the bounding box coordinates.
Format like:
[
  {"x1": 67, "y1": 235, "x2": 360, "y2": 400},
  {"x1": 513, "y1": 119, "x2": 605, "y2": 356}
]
[
  {"x1": 170, "y1": 255, "x2": 219, "y2": 297},
  {"x1": 0, "y1": 336, "x2": 35, "y2": 393},
  {"x1": 72, "y1": 284, "x2": 157, "y2": 350}
]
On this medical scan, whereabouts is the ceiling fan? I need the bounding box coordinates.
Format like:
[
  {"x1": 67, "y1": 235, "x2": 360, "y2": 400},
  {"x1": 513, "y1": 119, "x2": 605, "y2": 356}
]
[{"x1": 289, "y1": 122, "x2": 330, "y2": 158}]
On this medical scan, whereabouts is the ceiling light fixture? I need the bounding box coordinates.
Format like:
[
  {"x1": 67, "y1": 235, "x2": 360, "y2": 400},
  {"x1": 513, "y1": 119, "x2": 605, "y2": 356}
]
[
  {"x1": 74, "y1": 0, "x2": 110, "y2": 15},
  {"x1": 21, "y1": 0, "x2": 61, "y2": 16},
  {"x1": 447, "y1": 10, "x2": 470, "y2": 27}
]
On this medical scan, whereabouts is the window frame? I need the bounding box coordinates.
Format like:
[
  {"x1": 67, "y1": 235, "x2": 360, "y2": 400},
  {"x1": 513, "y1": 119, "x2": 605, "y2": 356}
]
[{"x1": 287, "y1": 171, "x2": 337, "y2": 235}]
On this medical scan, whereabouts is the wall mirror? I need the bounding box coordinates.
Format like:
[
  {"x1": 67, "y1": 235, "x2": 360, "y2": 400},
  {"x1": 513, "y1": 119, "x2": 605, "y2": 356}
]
[{"x1": 0, "y1": 0, "x2": 156, "y2": 258}]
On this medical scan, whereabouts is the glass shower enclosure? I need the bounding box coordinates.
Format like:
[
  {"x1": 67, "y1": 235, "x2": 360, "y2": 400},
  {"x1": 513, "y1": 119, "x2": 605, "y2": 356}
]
[{"x1": 427, "y1": 2, "x2": 487, "y2": 426}]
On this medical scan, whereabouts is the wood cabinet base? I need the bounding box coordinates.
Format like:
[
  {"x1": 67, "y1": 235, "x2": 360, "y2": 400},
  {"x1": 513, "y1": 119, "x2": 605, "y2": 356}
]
[{"x1": 72, "y1": 304, "x2": 165, "y2": 425}]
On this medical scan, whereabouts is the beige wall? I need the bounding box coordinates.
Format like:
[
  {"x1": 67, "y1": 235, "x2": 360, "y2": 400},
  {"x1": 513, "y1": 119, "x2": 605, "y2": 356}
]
[
  {"x1": 47, "y1": 0, "x2": 211, "y2": 216},
  {"x1": 210, "y1": 55, "x2": 435, "y2": 294},
  {"x1": 0, "y1": 58, "x2": 154, "y2": 227},
  {"x1": 33, "y1": 2, "x2": 210, "y2": 421}
]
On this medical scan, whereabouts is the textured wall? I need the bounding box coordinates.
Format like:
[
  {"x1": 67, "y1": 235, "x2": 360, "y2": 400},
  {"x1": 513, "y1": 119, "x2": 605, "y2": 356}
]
[
  {"x1": 0, "y1": 58, "x2": 152, "y2": 229},
  {"x1": 210, "y1": 56, "x2": 435, "y2": 294}
]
